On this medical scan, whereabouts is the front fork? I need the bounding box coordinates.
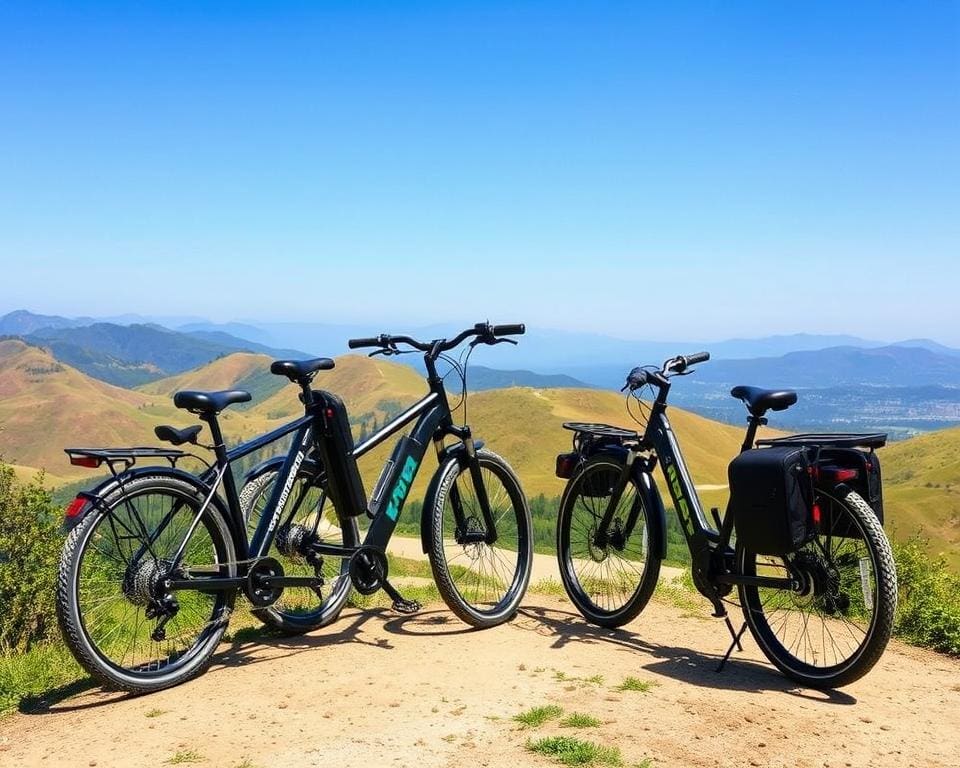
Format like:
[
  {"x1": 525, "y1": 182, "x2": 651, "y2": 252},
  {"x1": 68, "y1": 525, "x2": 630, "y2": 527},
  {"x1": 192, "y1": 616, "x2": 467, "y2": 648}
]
[
  {"x1": 437, "y1": 429, "x2": 498, "y2": 546},
  {"x1": 595, "y1": 451, "x2": 641, "y2": 550}
]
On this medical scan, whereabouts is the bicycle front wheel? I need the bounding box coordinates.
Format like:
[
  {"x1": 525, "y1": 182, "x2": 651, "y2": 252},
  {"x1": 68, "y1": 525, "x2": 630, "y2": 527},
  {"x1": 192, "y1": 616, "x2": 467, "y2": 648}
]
[
  {"x1": 556, "y1": 455, "x2": 662, "y2": 628},
  {"x1": 56, "y1": 474, "x2": 237, "y2": 693},
  {"x1": 738, "y1": 488, "x2": 897, "y2": 688},
  {"x1": 428, "y1": 449, "x2": 532, "y2": 628}
]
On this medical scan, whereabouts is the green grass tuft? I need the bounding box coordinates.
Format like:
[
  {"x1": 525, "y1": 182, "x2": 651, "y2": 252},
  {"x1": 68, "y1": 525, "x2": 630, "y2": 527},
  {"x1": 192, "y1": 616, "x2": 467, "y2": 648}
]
[
  {"x1": 514, "y1": 704, "x2": 564, "y2": 728},
  {"x1": 560, "y1": 712, "x2": 602, "y2": 728},
  {"x1": 615, "y1": 676, "x2": 654, "y2": 693},
  {"x1": 527, "y1": 736, "x2": 623, "y2": 766},
  {"x1": 166, "y1": 750, "x2": 205, "y2": 764}
]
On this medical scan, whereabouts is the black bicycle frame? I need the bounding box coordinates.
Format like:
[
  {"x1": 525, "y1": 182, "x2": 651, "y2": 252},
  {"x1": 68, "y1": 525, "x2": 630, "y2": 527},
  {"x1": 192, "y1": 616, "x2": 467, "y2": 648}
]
[
  {"x1": 595, "y1": 381, "x2": 795, "y2": 593},
  {"x1": 167, "y1": 347, "x2": 496, "y2": 592}
]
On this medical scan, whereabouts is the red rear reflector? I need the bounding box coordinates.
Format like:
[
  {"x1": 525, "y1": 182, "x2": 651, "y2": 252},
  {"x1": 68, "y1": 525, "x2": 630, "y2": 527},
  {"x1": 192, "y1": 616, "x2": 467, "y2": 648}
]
[
  {"x1": 812, "y1": 503, "x2": 821, "y2": 525},
  {"x1": 69, "y1": 455, "x2": 101, "y2": 468},
  {"x1": 555, "y1": 454, "x2": 578, "y2": 479},
  {"x1": 65, "y1": 497, "x2": 87, "y2": 518},
  {"x1": 326, "y1": 408, "x2": 335, "y2": 418},
  {"x1": 834, "y1": 468, "x2": 859, "y2": 482}
]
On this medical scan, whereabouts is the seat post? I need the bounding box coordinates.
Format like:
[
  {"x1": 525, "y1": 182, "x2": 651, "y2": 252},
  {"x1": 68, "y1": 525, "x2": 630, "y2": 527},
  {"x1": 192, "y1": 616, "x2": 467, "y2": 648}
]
[
  {"x1": 201, "y1": 412, "x2": 229, "y2": 465},
  {"x1": 740, "y1": 414, "x2": 767, "y2": 453}
]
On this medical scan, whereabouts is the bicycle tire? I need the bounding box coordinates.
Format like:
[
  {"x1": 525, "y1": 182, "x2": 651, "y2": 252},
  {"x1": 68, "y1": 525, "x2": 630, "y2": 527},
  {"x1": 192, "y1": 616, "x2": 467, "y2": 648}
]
[
  {"x1": 738, "y1": 488, "x2": 897, "y2": 688},
  {"x1": 427, "y1": 449, "x2": 532, "y2": 628},
  {"x1": 56, "y1": 473, "x2": 237, "y2": 693},
  {"x1": 556, "y1": 454, "x2": 662, "y2": 628}
]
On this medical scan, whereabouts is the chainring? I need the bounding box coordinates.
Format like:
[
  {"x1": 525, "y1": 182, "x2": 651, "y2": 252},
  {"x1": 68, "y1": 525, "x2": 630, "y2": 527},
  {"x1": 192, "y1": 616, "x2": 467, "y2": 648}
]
[
  {"x1": 348, "y1": 546, "x2": 388, "y2": 596},
  {"x1": 246, "y1": 556, "x2": 285, "y2": 608}
]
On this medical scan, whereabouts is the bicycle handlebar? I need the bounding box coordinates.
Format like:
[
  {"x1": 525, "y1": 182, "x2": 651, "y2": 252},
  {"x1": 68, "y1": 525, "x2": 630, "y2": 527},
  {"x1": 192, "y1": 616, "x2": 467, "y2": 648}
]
[
  {"x1": 667, "y1": 351, "x2": 710, "y2": 373},
  {"x1": 347, "y1": 337, "x2": 384, "y2": 350},
  {"x1": 625, "y1": 351, "x2": 711, "y2": 391},
  {"x1": 347, "y1": 322, "x2": 525, "y2": 357}
]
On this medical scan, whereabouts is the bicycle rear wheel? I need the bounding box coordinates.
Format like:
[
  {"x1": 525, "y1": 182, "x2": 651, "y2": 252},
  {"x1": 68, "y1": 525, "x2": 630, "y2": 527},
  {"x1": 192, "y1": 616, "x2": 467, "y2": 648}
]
[
  {"x1": 428, "y1": 449, "x2": 532, "y2": 628},
  {"x1": 738, "y1": 488, "x2": 897, "y2": 688},
  {"x1": 56, "y1": 474, "x2": 237, "y2": 692},
  {"x1": 240, "y1": 469, "x2": 358, "y2": 634},
  {"x1": 556, "y1": 455, "x2": 662, "y2": 628}
]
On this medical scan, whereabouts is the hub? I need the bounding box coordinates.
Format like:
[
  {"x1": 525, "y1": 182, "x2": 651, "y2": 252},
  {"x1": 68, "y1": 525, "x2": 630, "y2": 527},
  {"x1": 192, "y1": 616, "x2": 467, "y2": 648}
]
[
  {"x1": 276, "y1": 522, "x2": 310, "y2": 561},
  {"x1": 122, "y1": 557, "x2": 171, "y2": 606},
  {"x1": 587, "y1": 524, "x2": 608, "y2": 563},
  {"x1": 790, "y1": 550, "x2": 845, "y2": 613},
  {"x1": 459, "y1": 516, "x2": 486, "y2": 559}
]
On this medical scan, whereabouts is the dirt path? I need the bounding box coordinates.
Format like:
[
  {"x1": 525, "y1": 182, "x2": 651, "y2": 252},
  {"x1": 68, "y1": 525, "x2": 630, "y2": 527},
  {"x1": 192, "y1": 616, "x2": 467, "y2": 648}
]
[
  {"x1": 386, "y1": 535, "x2": 686, "y2": 585},
  {"x1": 2, "y1": 592, "x2": 957, "y2": 768}
]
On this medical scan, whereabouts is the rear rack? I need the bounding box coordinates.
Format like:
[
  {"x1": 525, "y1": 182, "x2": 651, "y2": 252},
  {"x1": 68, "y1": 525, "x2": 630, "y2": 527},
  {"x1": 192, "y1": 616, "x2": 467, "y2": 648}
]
[
  {"x1": 756, "y1": 432, "x2": 887, "y2": 450},
  {"x1": 562, "y1": 422, "x2": 640, "y2": 440},
  {"x1": 65, "y1": 447, "x2": 190, "y2": 471}
]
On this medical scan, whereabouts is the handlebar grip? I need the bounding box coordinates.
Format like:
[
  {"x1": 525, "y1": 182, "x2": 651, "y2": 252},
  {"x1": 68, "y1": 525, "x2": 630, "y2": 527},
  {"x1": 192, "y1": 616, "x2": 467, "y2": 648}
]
[
  {"x1": 682, "y1": 351, "x2": 710, "y2": 366},
  {"x1": 348, "y1": 337, "x2": 382, "y2": 349},
  {"x1": 492, "y1": 323, "x2": 525, "y2": 336},
  {"x1": 625, "y1": 367, "x2": 650, "y2": 390}
]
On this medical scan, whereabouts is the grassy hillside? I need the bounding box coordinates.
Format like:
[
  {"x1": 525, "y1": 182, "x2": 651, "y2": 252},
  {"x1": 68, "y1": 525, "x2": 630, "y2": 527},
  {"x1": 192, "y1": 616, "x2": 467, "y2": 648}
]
[
  {"x1": 0, "y1": 341, "x2": 253, "y2": 480},
  {"x1": 137, "y1": 352, "x2": 286, "y2": 406},
  {"x1": 6, "y1": 342, "x2": 958, "y2": 570},
  {"x1": 881, "y1": 426, "x2": 960, "y2": 570}
]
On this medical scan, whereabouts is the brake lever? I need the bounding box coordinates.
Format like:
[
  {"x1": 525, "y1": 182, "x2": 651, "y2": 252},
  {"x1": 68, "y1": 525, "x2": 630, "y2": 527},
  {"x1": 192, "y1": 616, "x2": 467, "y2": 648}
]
[{"x1": 493, "y1": 338, "x2": 518, "y2": 346}]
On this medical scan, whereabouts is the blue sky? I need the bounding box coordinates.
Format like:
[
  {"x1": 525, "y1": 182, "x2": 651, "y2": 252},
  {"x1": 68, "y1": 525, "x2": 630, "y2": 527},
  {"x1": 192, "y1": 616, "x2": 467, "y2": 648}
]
[{"x1": 1, "y1": 2, "x2": 957, "y2": 342}]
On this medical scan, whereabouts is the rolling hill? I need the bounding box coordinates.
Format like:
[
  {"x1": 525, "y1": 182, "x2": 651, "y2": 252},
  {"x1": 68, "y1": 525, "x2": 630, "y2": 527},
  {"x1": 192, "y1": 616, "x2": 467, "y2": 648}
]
[
  {"x1": 23, "y1": 322, "x2": 309, "y2": 388},
  {"x1": 137, "y1": 353, "x2": 287, "y2": 406},
  {"x1": 881, "y1": 426, "x2": 960, "y2": 570},
  {"x1": 0, "y1": 340, "x2": 258, "y2": 480}
]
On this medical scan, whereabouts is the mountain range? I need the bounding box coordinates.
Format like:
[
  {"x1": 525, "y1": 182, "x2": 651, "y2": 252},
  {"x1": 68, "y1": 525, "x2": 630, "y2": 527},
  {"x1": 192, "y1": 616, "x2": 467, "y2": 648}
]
[{"x1": 3, "y1": 309, "x2": 959, "y2": 436}]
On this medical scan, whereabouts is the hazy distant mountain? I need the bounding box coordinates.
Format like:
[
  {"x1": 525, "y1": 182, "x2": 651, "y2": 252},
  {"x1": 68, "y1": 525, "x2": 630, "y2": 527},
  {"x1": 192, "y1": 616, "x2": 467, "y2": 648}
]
[
  {"x1": 893, "y1": 338, "x2": 960, "y2": 358},
  {"x1": 22, "y1": 323, "x2": 309, "y2": 387},
  {"x1": 693, "y1": 345, "x2": 960, "y2": 388},
  {"x1": 0, "y1": 309, "x2": 93, "y2": 335},
  {"x1": 177, "y1": 321, "x2": 277, "y2": 346}
]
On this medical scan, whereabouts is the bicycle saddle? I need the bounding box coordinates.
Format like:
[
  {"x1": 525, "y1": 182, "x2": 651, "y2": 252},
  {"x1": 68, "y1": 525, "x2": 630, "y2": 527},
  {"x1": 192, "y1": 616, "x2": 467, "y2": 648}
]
[
  {"x1": 270, "y1": 357, "x2": 335, "y2": 382},
  {"x1": 730, "y1": 385, "x2": 798, "y2": 417},
  {"x1": 173, "y1": 389, "x2": 252, "y2": 415},
  {"x1": 154, "y1": 424, "x2": 203, "y2": 446}
]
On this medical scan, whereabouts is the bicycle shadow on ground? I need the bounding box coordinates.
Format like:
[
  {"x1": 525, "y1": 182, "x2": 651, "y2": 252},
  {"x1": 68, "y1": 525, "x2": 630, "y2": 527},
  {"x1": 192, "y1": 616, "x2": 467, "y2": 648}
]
[
  {"x1": 18, "y1": 607, "x2": 391, "y2": 717},
  {"x1": 379, "y1": 608, "x2": 485, "y2": 638},
  {"x1": 210, "y1": 606, "x2": 392, "y2": 673},
  {"x1": 517, "y1": 604, "x2": 857, "y2": 706}
]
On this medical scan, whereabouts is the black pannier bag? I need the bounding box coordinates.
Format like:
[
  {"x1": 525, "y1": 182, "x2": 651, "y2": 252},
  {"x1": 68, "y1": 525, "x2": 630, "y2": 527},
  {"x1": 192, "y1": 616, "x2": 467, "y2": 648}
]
[
  {"x1": 819, "y1": 447, "x2": 883, "y2": 522},
  {"x1": 312, "y1": 390, "x2": 367, "y2": 516},
  {"x1": 817, "y1": 447, "x2": 883, "y2": 538},
  {"x1": 728, "y1": 446, "x2": 816, "y2": 555}
]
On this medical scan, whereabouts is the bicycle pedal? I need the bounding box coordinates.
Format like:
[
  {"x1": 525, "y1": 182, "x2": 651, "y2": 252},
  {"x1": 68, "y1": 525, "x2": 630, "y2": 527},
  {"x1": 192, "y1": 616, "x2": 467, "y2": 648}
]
[{"x1": 391, "y1": 598, "x2": 421, "y2": 615}]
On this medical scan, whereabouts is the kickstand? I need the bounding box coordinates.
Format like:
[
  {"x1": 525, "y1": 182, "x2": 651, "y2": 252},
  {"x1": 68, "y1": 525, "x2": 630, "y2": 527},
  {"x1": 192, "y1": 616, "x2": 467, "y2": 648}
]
[
  {"x1": 716, "y1": 616, "x2": 748, "y2": 673},
  {"x1": 382, "y1": 579, "x2": 421, "y2": 615}
]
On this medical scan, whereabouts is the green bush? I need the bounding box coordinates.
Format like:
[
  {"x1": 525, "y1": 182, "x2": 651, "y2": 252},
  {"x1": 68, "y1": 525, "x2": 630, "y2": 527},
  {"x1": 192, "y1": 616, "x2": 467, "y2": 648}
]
[
  {"x1": 0, "y1": 462, "x2": 63, "y2": 650},
  {"x1": 892, "y1": 535, "x2": 960, "y2": 655}
]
